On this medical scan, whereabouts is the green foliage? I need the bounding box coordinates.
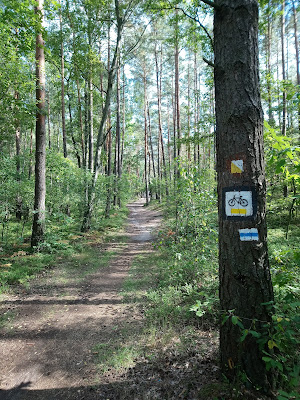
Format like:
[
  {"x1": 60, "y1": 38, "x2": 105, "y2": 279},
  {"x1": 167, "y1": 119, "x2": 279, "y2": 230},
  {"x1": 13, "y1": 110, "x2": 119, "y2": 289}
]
[
  {"x1": 146, "y1": 166, "x2": 219, "y2": 327},
  {"x1": 93, "y1": 342, "x2": 139, "y2": 373},
  {"x1": 264, "y1": 121, "x2": 300, "y2": 183},
  {"x1": 0, "y1": 252, "x2": 53, "y2": 291}
]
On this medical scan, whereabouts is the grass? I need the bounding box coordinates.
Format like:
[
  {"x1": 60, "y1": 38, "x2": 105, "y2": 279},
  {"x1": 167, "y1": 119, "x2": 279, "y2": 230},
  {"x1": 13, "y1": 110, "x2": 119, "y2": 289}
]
[
  {"x1": 0, "y1": 205, "x2": 130, "y2": 294},
  {"x1": 92, "y1": 342, "x2": 139, "y2": 373},
  {"x1": 0, "y1": 310, "x2": 14, "y2": 330}
]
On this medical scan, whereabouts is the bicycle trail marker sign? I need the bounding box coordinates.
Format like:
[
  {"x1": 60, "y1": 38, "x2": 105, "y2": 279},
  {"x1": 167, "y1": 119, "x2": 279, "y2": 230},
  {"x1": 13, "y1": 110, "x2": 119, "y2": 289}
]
[{"x1": 222, "y1": 187, "x2": 257, "y2": 220}]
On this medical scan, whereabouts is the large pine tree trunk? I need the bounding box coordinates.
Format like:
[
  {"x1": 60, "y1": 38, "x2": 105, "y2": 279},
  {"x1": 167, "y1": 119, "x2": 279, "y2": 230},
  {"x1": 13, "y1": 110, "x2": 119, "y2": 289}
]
[
  {"x1": 214, "y1": 0, "x2": 274, "y2": 391},
  {"x1": 31, "y1": 0, "x2": 46, "y2": 248}
]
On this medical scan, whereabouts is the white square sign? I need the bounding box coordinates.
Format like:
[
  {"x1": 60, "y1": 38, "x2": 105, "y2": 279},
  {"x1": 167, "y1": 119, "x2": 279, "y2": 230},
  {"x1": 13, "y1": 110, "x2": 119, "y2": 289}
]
[{"x1": 225, "y1": 190, "x2": 253, "y2": 217}]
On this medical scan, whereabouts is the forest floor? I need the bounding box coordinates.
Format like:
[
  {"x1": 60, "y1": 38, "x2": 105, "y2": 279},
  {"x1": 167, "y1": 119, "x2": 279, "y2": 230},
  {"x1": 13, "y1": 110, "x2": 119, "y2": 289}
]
[{"x1": 0, "y1": 199, "x2": 253, "y2": 400}]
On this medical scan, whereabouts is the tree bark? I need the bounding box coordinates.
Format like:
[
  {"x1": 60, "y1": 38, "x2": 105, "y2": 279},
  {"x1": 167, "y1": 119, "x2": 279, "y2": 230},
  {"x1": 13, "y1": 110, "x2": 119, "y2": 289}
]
[
  {"x1": 148, "y1": 101, "x2": 156, "y2": 184},
  {"x1": 31, "y1": 0, "x2": 46, "y2": 248},
  {"x1": 155, "y1": 43, "x2": 169, "y2": 197},
  {"x1": 281, "y1": 0, "x2": 287, "y2": 137},
  {"x1": 175, "y1": 11, "x2": 181, "y2": 163},
  {"x1": 14, "y1": 91, "x2": 22, "y2": 221},
  {"x1": 143, "y1": 62, "x2": 149, "y2": 205},
  {"x1": 292, "y1": 0, "x2": 300, "y2": 136},
  {"x1": 59, "y1": 1, "x2": 67, "y2": 158},
  {"x1": 28, "y1": 126, "x2": 33, "y2": 180},
  {"x1": 105, "y1": 21, "x2": 113, "y2": 218},
  {"x1": 113, "y1": 57, "x2": 121, "y2": 207},
  {"x1": 214, "y1": 0, "x2": 274, "y2": 391},
  {"x1": 75, "y1": 79, "x2": 85, "y2": 167},
  {"x1": 266, "y1": 1, "x2": 275, "y2": 125},
  {"x1": 67, "y1": 87, "x2": 81, "y2": 168},
  {"x1": 47, "y1": 91, "x2": 51, "y2": 149},
  {"x1": 187, "y1": 59, "x2": 191, "y2": 166}
]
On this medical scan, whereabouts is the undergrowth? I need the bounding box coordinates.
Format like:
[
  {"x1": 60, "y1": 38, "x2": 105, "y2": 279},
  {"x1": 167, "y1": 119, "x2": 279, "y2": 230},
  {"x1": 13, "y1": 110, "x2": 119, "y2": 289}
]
[
  {"x1": 137, "y1": 168, "x2": 300, "y2": 399},
  {"x1": 0, "y1": 205, "x2": 129, "y2": 293}
]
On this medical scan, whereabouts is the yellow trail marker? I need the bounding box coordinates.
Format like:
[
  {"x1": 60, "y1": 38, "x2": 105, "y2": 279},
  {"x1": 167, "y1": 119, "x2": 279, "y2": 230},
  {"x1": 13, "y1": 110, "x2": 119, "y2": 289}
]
[
  {"x1": 231, "y1": 160, "x2": 243, "y2": 174},
  {"x1": 231, "y1": 208, "x2": 247, "y2": 215}
]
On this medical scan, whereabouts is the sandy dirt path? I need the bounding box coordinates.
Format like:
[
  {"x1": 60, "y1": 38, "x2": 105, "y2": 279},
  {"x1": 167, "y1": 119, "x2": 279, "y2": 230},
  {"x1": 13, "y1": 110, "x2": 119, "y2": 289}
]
[{"x1": 0, "y1": 199, "x2": 161, "y2": 400}]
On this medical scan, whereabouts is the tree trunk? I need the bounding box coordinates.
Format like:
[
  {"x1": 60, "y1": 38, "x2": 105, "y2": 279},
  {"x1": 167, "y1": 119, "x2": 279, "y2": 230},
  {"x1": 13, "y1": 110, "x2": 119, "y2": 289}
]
[
  {"x1": 155, "y1": 43, "x2": 168, "y2": 197},
  {"x1": 281, "y1": 0, "x2": 287, "y2": 137},
  {"x1": 15, "y1": 91, "x2": 22, "y2": 221},
  {"x1": 143, "y1": 62, "x2": 149, "y2": 205},
  {"x1": 84, "y1": 81, "x2": 89, "y2": 168},
  {"x1": 76, "y1": 79, "x2": 85, "y2": 168},
  {"x1": 88, "y1": 43, "x2": 94, "y2": 171},
  {"x1": 167, "y1": 100, "x2": 172, "y2": 181},
  {"x1": 148, "y1": 101, "x2": 157, "y2": 198},
  {"x1": 194, "y1": 52, "x2": 199, "y2": 166},
  {"x1": 187, "y1": 59, "x2": 191, "y2": 166},
  {"x1": 266, "y1": 1, "x2": 274, "y2": 125},
  {"x1": 172, "y1": 75, "x2": 177, "y2": 182},
  {"x1": 31, "y1": 0, "x2": 46, "y2": 248},
  {"x1": 81, "y1": 0, "x2": 124, "y2": 232},
  {"x1": 105, "y1": 22, "x2": 112, "y2": 218},
  {"x1": 47, "y1": 91, "x2": 51, "y2": 149},
  {"x1": 175, "y1": 10, "x2": 181, "y2": 165},
  {"x1": 214, "y1": 0, "x2": 274, "y2": 391},
  {"x1": 28, "y1": 126, "x2": 33, "y2": 179},
  {"x1": 113, "y1": 57, "x2": 121, "y2": 207},
  {"x1": 121, "y1": 65, "x2": 125, "y2": 173},
  {"x1": 67, "y1": 87, "x2": 81, "y2": 168},
  {"x1": 292, "y1": 0, "x2": 300, "y2": 136},
  {"x1": 60, "y1": 1, "x2": 67, "y2": 158}
]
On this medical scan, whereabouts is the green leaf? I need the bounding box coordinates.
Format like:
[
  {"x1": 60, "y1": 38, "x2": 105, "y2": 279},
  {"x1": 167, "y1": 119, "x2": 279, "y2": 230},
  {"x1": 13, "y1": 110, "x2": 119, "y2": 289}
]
[
  {"x1": 249, "y1": 330, "x2": 261, "y2": 338},
  {"x1": 268, "y1": 339, "x2": 277, "y2": 349},
  {"x1": 240, "y1": 329, "x2": 248, "y2": 342},
  {"x1": 222, "y1": 315, "x2": 230, "y2": 325}
]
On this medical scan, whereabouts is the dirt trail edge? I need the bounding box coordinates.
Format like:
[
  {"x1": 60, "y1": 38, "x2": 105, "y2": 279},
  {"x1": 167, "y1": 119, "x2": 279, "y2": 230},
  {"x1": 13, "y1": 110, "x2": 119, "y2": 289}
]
[{"x1": 0, "y1": 199, "x2": 161, "y2": 400}]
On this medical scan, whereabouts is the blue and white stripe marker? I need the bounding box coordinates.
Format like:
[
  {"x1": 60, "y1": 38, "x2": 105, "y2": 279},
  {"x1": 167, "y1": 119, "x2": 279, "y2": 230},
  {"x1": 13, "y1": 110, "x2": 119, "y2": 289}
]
[{"x1": 239, "y1": 228, "x2": 259, "y2": 241}]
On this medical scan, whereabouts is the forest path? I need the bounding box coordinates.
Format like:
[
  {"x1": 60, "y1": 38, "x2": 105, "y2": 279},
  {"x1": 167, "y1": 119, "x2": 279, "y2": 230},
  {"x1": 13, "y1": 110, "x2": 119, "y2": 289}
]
[{"x1": 0, "y1": 198, "x2": 161, "y2": 400}]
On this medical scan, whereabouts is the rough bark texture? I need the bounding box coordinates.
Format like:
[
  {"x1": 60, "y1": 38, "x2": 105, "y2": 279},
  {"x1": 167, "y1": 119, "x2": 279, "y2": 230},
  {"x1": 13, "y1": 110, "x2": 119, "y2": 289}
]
[
  {"x1": 214, "y1": 0, "x2": 274, "y2": 391},
  {"x1": 31, "y1": 0, "x2": 46, "y2": 248}
]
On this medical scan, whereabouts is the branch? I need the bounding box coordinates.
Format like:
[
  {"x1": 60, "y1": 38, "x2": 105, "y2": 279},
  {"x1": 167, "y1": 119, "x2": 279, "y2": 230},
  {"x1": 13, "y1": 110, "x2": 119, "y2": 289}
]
[
  {"x1": 200, "y1": 0, "x2": 220, "y2": 9},
  {"x1": 100, "y1": 126, "x2": 112, "y2": 147},
  {"x1": 203, "y1": 57, "x2": 215, "y2": 68},
  {"x1": 174, "y1": 7, "x2": 213, "y2": 49},
  {"x1": 125, "y1": 22, "x2": 151, "y2": 56}
]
